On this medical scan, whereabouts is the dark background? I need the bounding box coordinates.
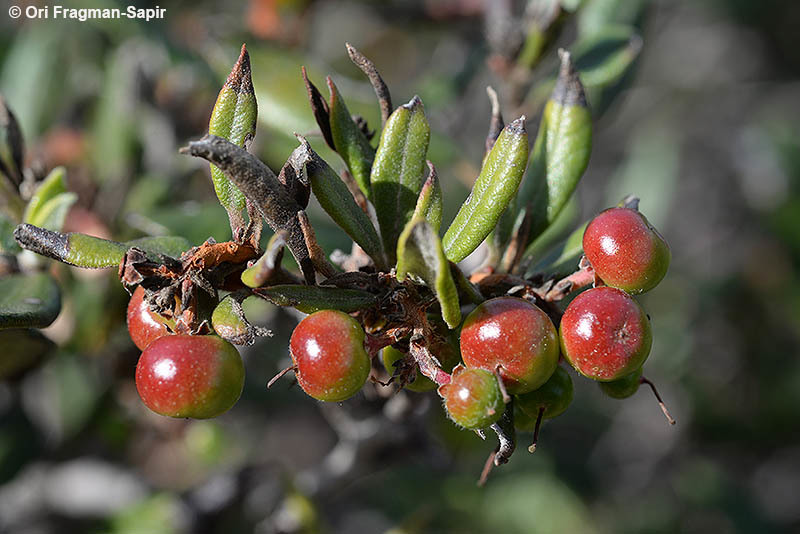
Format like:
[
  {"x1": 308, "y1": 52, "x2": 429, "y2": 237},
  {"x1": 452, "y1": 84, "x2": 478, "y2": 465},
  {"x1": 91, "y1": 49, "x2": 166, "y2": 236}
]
[{"x1": 1, "y1": 0, "x2": 799, "y2": 532}]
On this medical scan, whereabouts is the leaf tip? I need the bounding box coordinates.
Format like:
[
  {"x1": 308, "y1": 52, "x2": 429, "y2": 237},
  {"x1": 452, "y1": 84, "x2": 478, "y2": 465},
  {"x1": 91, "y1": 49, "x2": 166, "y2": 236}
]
[
  {"x1": 225, "y1": 44, "x2": 253, "y2": 95},
  {"x1": 507, "y1": 115, "x2": 527, "y2": 135},
  {"x1": 554, "y1": 49, "x2": 587, "y2": 108},
  {"x1": 403, "y1": 95, "x2": 424, "y2": 111}
]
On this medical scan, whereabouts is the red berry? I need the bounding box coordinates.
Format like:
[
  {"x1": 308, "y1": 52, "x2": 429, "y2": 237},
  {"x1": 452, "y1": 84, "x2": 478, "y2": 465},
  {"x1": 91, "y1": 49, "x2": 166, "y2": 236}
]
[
  {"x1": 127, "y1": 286, "x2": 172, "y2": 350},
  {"x1": 289, "y1": 310, "x2": 370, "y2": 402},
  {"x1": 439, "y1": 365, "x2": 504, "y2": 430},
  {"x1": 135, "y1": 335, "x2": 244, "y2": 418},
  {"x1": 460, "y1": 297, "x2": 559, "y2": 395},
  {"x1": 583, "y1": 207, "x2": 670, "y2": 294},
  {"x1": 560, "y1": 286, "x2": 652, "y2": 381},
  {"x1": 515, "y1": 366, "x2": 574, "y2": 428}
]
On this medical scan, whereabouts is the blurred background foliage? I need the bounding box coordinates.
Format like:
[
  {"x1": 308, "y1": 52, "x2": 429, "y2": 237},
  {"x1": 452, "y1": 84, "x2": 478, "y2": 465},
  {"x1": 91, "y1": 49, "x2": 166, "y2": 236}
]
[{"x1": 1, "y1": 0, "x2": 799, "y2": 533}]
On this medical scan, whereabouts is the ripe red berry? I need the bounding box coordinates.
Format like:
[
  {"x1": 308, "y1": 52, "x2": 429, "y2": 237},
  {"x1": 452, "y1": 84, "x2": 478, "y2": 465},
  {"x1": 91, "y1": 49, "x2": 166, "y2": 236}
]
[
  {"x1": 460, "y1": 297, "x2": 559, "y2": 395},
  {"x1": 560, "y1": 286, "x2": 652, "y2": 381},
  {"x1": 289, "y1": 310, "x2": 370, "y2": 402},
  {"x1": 135, "y1": 334, "x2": 245, "y2": 418},
  {"x1": 439, "y1": 365, "x2": 504, "y2": 430},
  {"x1": 515, "y1": 366, "x2": 574, "y2": 429},
  {"x1": 583, "y1": 207, "x2": 670, "y2": 294},
  {"x1": 598, "y1": 367, "x2": 643, "y2": 399},
  {"x1": 127, "y1": 286, "x2": 172, "y2": 351}
]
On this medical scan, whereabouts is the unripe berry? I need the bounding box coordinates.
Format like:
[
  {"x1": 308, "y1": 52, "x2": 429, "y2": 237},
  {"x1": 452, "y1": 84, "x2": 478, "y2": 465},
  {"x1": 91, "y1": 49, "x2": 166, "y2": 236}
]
[
  {"x1": 135, "y1": 335, "x2": 244, "y2": 418},
  {"x1": 289, "y1": 310, "x2": 370, "y2": 402},
  {"x1": 583, "y1": 207, "x2": 670, "y2": 294},
  {"x1": 598, "y1": 367, "x2": 643, "y2": 399},
  {"x1": 439, "y1": 365, "x2": 504, "y2": 430},
  {"x1": 460, "y1": 297, "x2": 558, "y2": 395},
  {"x1": 127, "y1": 286, "x2": 172, "y2": 350},
  {"x1": 560, "y1": 286, "x2": 652, "y2": 381},
  {"x1": 515, "y1": 366, "x2": 574, "y2": 429}
]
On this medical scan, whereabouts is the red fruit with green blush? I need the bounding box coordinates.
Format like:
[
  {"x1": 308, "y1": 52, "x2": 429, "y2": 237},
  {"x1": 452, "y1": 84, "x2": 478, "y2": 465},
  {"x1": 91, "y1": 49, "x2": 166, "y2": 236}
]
[
  {"x1": 439, "y1": 365, "x2": 505, "y2": 430},
  {"x1": 289, "y1": 310, "x2": 370, "y2": 402},
  {"x1": 135, "y1": 334, "x2": 245, "y2": 418},
  {"x1": 127, "y1": 286, "x2": 173, "y2": 351},
  {"x1": 460, "y1": 297, "x2": 559, "y2": 395},
  {"x1": 583, "y1": 207, "x2": 670, "y2": 294},
  {"x1": 560, "y1": 286, "x2": 652, "y2": 381}
]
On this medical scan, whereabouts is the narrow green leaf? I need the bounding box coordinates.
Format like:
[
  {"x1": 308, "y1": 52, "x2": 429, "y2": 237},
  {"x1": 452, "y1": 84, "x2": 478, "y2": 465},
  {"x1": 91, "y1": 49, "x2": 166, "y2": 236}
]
[
  {"x1": 524, "y1": 220, "x2": 587, "y2": 278},
  {"x1": 254, "y1": 285, "x2": 377, "y2": 314},
  {"x1": 241, "y1": 232, "x2": 286, "y2": 288},
  {"x1": 208, "y1": 44, "x2": 258, "y2": 230},
  {"x1": 412, "y1": 161, "x2": 443, "y2": 233},
  {"x1": 517, "y1": 50, "x2": 591, "y2": 244},
  {"x1": 517, "y1": 196, "x2": 579, "y2": 269},
  {"x1": 572, "y1": 26, "x2": 642, "y2": 90},
  {"x1": 14, "y1": 224, "x2": 189, "y2": 269},
  {"x1": 0, "y1": 272, "x2": 61, "y2": 329},
  {"x1": 297, "y1": 137, "x2": 386, "y2": 269},
  {"x1": 371, "y1": 96, "x2": 431, "y2": 262},
  {"x1": 327, "y1": 77, "x2": 375, "y2": 199},
  {"x1": 23, "y1": 166, "x2": 66, "y2": 224},
  {"x1": 28, "y1": 192, "x2": 77, "y2": 232},
  {"x1": 442, "y1": 117, "x2": 529, "y2": 263},
  {"x1": 396, "y1": 218, "x2": 461, "y2": 329}
]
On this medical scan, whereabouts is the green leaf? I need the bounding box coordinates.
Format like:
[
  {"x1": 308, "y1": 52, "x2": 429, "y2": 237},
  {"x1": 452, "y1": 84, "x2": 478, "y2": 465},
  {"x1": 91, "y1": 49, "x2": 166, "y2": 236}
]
[
  {"x1": 517, "y1": 196, "x2": 579, "y2": 269},
  {"x1": 254, "y1": 285, "x2": 377, "y2": 314},
  {"x1": 396, "y1": 218, "x2": 461, "y2": 329},
  {"x1": 516, "y1": 51, "x2": 591, "y2": 244},
  {"x1": 23, "y1": 166, "x2": 66, "y2": 224},
  {"x1": 27, "y1": 192, "x2": 77, "y2": 232},
  {"x1": 14, "y1": 224, "x2": 189, "y2": 269},
  {"x1": 298, "y1": 137, "x2": 386, "y2": 269},
  {"x1": 0, "y1": 272, "x2": 61, "y2": 329},
  {"x1": 327, "y1": 77, "x2": 376, "y2": 199},
  {"x1": 371, "y1": 96, "x2": 431, "y2": 262},
  {"x1": 208, "y1": 44, "x2": 258, "y2": 230},
  {"x1": 412, "y1": 161, "x2": 443, "y2": 233},
  {"x1": 524, "y1": 220, "x2": 587, "y2": 278},
  {"x1": 241, "y1": 232, "x2": 286, "y2": 288},
  {"x1": 442, "y1": 117, "x2": 529, "y2": 263},
  {"x1": 572, "y1": 26, "x2": 642, "y2": 90}
]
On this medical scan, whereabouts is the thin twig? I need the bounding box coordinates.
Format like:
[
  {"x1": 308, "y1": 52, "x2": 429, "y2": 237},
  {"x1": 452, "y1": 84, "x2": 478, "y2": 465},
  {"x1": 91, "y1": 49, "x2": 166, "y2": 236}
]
[
  {"x1": 528, "y1": 406, "x2": 545, "y2": 453},
  {"x1": 267, "y1": 364, "x2": 297, "y2": 389},
  {"x1": 641, "y1": 377, "x2": 677, "y2": 425}
]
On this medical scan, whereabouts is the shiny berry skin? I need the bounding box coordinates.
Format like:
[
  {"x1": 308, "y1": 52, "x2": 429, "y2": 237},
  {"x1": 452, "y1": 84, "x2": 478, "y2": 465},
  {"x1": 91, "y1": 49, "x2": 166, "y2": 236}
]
[
  {"x1": 460, "y1": 297, "x2": 559, "y2": 395},
  {"x1": 439, "y1": 365, "x2": 504, "y2": 430},
  {"x1": 135, "y1": 335, "x2": 245, "y2": 418},
  {"x1": 515, "y1": 366, "x2": 574, "y2": 431},
  {"x1": 560, "y1": 286, "x2": 652, "y2": 381},
  {"x1": 127, "y1": 286, "x2": 172, "y2": 351},
  {"x1": 598, "y1": 367, "x2": 643, "y2": 399},
  {"x1": 583, "y1": 207, "x2": 670, "y2": 294},
  {"x1": 289, "y1": 310, "x2": 370, "y2": 402}
]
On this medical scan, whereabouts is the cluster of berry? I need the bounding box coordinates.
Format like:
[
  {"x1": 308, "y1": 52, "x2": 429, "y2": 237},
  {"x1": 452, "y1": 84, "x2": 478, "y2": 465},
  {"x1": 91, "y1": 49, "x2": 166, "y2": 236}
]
[
  {"x1": 282, "y1": 205, "x2": 672, "y2": 447},
  {"x1": 127, "y1": 286, "x2": 245, "y2": 419}
]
